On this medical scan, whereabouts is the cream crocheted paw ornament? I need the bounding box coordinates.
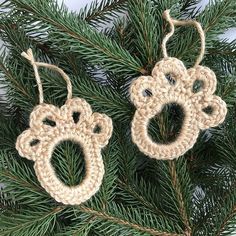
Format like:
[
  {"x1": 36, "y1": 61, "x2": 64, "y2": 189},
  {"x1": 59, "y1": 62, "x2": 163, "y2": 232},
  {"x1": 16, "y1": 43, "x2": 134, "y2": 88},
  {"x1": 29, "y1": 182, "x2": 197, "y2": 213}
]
[
  {"x1": 16, "y1": 98, "x2": 112, "y2": 205},
  {"x1": 16, "y1": 49, "x2": 113, "y2": 205},
  {"x1": 130, "y1": 57, "x2": 227, "y2": 160},
  {"x1": 130, "y1": 10, "x2": 227, "y2": 160}
]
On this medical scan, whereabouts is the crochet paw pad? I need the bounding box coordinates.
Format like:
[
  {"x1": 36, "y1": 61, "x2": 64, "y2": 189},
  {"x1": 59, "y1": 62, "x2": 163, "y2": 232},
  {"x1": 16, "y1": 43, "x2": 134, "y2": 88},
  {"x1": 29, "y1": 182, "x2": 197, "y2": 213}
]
[
  {"x1": 130, "y1": 57, "x2": 227, "y2": 160},
  {"x1": 16, "y1": 98, "x2": 113, "y2": 205}
]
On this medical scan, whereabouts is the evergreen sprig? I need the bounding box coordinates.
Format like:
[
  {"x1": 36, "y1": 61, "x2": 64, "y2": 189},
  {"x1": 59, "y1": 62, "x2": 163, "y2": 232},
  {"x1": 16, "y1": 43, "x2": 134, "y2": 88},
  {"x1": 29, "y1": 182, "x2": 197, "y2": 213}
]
[
  {"x1": 0, "y1": 0, "x2": 236, "y2": 235},
  {"x1": 7, "y1": 0, "x2": 145, "y2": 76},
  {"x1": 79, "y1": 0, "x2": 127, "y2": 26}
]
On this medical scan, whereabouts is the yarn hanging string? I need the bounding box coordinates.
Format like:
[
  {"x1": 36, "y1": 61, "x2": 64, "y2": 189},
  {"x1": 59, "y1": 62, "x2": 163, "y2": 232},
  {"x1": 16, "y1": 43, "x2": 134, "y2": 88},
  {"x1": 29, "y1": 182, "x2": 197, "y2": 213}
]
[
  {"x1": 161, "y1": 10, "x2": 205, "y2": 67},
  {"x1": 21, "y1": 48, "x2": 72, "y2": 104}
]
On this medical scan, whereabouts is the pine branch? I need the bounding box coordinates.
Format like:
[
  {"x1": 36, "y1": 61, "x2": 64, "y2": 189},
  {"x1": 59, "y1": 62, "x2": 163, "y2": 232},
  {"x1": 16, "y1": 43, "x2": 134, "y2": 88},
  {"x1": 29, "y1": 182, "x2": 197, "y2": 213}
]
[
  {"x1": 205, "y1": 184, "x2": 236, "y2": 235},
  {"x1": 50, "y1": 141, "x2": 86, "y2": 187},
  {"x1": 168, "y1": 161, "x2": 192, "y2": 235},
  {"x1": 0, "y1": 151, "x2": 53, "y2": 206},
  {"x1": 0, "y1": 206, "x2": 63, "y2": 236},
  {"x1": 0, "y1": 189, "x2": 18, "y2": 214},
  {"x1": 208, "y1": 40, "x2": 236, "y2": 57},
  {"x1": 73, "y1": 77, "x2": 132, "y2": 121},
  {"x1": 8, "y1": 0, "x2": 145, "y2": 76},
  {"x1": 114, "y1": 128, "x2": 173, "y2": 218},
  {"x1": 0, "y1": 0, "x2": 236, "y2": 235},
  {"x1": 117, "y1": 176, "x2": 178, "y2": 223},
  {"x1": 190, "y1": 115, "x2": 236, "y2": 234},
  {"x1": 116, "y1": 142, "x2": 159, "y2": 215},
  {"x1": 104, "y1": 17, "x2": 134, "y2": 51},
  {"x1": 149, "y1": 157, "x2": 193, "y2": 233},
  {"x1": 202, "y1": 0, "x2": 236, "y2": 33},
  {"x1": 0, "y1": 54, "x2": 31, "y2": 100},
  {"x1": 0, "y1": 58, "x2": 39, "y2": 108},
  {"x1": 55, "y1": 212, "x2": 96, "y2": 236},
  {"x1": 0, "y1": 113, "x2": 20, "y2": 152},
  {"x1": 56, "y1": 197, "x2": 183, "y2": 235},
  {"x1": 79, "y1": 0, "x2": 127, "y2": 26},
  {"x1": 128, "y1": 0, "x2": 159, "y2": 71},
  {"x1": 179, "y1": 0, "x2": 201, "y2": 14},
  {"x1": 78, "y1": 205, "x2": 183, "y2": 236},
  {"x1": 206, "y1": 40, "x2": 236, "y2": 78},
  {"x1": 40, "y1": 70, "x2": 132, "y2": 121},
  {"x1": 1, "y1": 34, "x2": 133, "y2": 120},
  {"x1": 0, "y1": 19, "x2": 94, "y2": 76},
  {"x1": 216, "y1": 206, "x2": 236, "y2": 236},
  {"x1": 163, "y1": 0, "x2": 236, "y2": 67},
  {"x1": 96, "y1": 139, "x2": 118, "y2": 205}
]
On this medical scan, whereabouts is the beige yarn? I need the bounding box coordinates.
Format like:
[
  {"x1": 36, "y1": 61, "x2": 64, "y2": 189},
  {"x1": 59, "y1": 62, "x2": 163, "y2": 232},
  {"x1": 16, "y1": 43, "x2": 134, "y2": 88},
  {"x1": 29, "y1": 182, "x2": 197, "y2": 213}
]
[
  {"x1": 162, "y1": 10, "x2": 205, "y2": 67},
  {"x1": 130, "y1": 10, "x2": 227, "y2": 160},
  {"x1": 21, "y1": 49, "x2": 72, "y2": 104},
  {"x1": 16, "y1": 49, "x2": 113, "y2": 205}
]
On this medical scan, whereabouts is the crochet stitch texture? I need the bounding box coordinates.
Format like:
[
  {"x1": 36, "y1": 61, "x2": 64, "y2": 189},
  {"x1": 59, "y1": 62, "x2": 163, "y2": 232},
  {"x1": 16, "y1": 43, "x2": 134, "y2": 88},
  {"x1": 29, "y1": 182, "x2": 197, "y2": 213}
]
[
  {"x1": 130, "y1": 10, "x2": 227, "y2": 160},
  {"x1": 15, "y1": 49, "x2": 113, "y2": 205},
  {"x1": 130, "y1": 57, "x2": 227, "y2": 160},
  {"x1": 16, "y1": 98, "x2": 113, "y2": 205}
]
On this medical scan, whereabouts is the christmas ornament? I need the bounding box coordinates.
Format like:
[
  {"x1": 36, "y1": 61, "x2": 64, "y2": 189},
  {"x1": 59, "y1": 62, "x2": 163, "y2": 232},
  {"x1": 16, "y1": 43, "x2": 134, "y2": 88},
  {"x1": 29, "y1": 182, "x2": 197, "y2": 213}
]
[
  {"x1": 16, "y1": 49, "x2": 113, "y2": 205},
  {"x1": 130, "y1": 10, "x2": 227, "y2": 160}
]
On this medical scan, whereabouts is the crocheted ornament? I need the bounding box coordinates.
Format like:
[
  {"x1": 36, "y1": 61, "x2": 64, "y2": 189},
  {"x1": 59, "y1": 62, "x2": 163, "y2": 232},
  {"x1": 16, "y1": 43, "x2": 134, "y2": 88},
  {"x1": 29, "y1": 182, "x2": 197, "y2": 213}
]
[
  {"x1": 16, "y1": 49, "x2": 113, "y2": 205},
  {"x1": 130, "y1": 10, "x2": 227, "y2": 160}
]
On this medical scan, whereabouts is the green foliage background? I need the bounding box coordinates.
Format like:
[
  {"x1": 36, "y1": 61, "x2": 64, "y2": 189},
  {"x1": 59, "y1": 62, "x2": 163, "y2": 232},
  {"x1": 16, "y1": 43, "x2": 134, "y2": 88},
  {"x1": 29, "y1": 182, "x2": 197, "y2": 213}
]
[{"x1": 0, "y1": 0, "x2": 236, "y2": 235}]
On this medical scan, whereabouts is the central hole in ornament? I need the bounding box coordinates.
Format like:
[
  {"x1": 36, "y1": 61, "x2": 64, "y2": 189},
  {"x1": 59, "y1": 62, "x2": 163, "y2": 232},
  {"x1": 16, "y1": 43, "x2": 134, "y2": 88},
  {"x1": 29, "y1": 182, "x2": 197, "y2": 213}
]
[
  {"x1": 148, "y1": 103, "x2": 184, "y2": 144},
  {"x1": 51, "y1": 140, "x2": 86, "y2": 186}
]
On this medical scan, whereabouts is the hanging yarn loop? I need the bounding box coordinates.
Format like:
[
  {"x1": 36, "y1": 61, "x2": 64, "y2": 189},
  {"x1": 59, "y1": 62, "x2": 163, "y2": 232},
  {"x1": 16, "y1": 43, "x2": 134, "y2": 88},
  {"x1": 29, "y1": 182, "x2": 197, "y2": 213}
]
[
  {"x1": 161, "y1": 9, "x2": 205, "y2": 67},
  {"x1": 21, "y1": 48, "x2": 72, "y2": 104}
]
